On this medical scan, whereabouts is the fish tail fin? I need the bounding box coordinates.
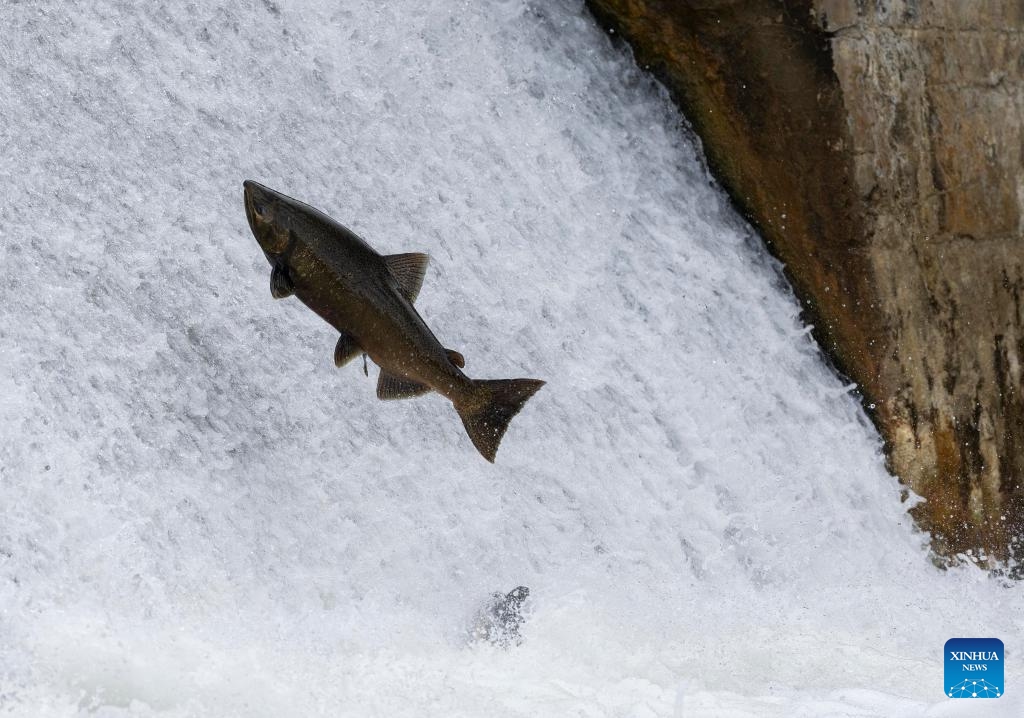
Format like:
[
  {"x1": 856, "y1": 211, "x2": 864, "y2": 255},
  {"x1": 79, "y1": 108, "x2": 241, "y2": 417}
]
[{"x1": 457, "y1": 378, "x2": 545, "y2": 463}]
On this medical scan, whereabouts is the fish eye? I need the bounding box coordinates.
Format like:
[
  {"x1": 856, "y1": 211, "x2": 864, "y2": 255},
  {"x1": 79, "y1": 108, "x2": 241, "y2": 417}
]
[{"x1": 253, "y1": 200, "x2": 267, "y2": 217}]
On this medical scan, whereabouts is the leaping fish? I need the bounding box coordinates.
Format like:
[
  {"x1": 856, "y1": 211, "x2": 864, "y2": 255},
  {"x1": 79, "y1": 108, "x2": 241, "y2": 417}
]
[{"x1": 243, "y1": 180, "x2": 544, "y2": 462}]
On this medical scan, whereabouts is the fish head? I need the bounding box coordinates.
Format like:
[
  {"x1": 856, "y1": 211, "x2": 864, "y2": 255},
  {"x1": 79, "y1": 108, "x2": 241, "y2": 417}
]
[{"x1": 243, "y1": 180, "x2": 294, "y2": 256}]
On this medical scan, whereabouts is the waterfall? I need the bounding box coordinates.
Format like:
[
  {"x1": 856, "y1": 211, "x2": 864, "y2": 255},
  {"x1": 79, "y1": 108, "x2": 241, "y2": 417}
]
[{"x1": 1, "y1": 1, "x2": 1019, "y2": 714}]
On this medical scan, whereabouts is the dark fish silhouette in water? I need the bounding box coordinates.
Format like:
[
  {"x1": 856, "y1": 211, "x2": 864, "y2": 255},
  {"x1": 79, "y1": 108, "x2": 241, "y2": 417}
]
[
  {"x1": 470, "y1": 586, "x2": 530, "y2": 647},
  {"x1": 243, "y1": 180, "x2": 544, "y2": 462}
]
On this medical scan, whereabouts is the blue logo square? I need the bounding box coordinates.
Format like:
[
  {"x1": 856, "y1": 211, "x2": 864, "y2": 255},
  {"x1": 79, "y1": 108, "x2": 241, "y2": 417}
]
[{"x1": 945, "y1": 638, "x2": 1004, "y2": 698}]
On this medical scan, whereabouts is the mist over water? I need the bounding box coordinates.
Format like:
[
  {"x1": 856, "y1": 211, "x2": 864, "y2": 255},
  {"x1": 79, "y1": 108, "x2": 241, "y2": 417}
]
[{"x1": 2, "y1": 1, "x2": 1021, "y2": 715}]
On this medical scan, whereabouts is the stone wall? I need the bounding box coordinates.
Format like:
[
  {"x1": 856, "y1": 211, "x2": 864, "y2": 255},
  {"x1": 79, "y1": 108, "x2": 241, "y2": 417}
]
[{"x1": 586, "y1": 0, "x2": 1024, "y2": 567}]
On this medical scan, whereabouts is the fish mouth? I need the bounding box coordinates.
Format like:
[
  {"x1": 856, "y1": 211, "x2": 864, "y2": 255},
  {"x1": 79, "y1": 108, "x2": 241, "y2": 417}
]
[
  {"x1": 243, "y1": 182, "x2": 255, "y2": 230},
  {"x1": 243, "y1": 180, "x2": 268, "y2": 233},
  {"x1": 243, "y1": 180, "x2": 290, "y2": 255}
]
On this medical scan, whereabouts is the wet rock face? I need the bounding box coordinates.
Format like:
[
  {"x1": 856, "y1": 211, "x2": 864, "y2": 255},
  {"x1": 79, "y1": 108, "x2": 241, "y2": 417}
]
[
  {"x1": 587, "y1": 0, "x2": 1024, "y2": 566},
  {"x1": 824, "y1": 0, "x2": 1024, "y2": 565}
]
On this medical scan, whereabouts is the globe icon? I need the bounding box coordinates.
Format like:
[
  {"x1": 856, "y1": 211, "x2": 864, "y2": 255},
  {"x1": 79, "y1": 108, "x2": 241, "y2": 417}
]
[{"x1": 948, "y1": 678, "x2": 1001, "y2": 698}]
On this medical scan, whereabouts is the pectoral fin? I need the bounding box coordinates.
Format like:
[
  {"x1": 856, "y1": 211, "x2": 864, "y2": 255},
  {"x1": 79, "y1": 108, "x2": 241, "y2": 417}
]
[
  {"x1": 270, "y1": 264, "x2": 294, "y2": 299},
  {"x1": 384, "y1": 252, "x2": 429, "y2": 303},
  {"x1": 377, "y1": 369, "x2": 431, "y2": 400},
  {"x1": 334, "y1": 332, "x2": 362, "y2": 367}
]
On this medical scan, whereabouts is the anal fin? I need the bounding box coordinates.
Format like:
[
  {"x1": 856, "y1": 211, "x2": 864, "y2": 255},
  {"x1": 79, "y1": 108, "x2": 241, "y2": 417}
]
[
  {"x1": 334, "y1": 332, "x2": 362, "y2": 367},
  {"x1": 377, "y1": 369, "x2": 431, "y2": 400}
]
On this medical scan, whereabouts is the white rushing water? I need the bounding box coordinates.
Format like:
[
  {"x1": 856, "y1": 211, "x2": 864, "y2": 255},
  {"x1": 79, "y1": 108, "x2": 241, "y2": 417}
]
[{"x1": 1, "y1": 1, "x2": 1020, "y2": 715}]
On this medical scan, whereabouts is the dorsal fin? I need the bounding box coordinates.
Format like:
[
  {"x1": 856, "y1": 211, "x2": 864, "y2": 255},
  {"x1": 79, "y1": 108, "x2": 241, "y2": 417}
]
[{"x1": 384, "y1": 252, "x2": 429, "y2": 303}]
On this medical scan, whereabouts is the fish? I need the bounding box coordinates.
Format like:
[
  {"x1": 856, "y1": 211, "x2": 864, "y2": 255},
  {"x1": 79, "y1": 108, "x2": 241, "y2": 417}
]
[
  {"x1": 470, "y1": 586, "x2": 530, "y2": 648},
  {"x1": 242, "y1": 180, "x2": 544, "y2": 462}
]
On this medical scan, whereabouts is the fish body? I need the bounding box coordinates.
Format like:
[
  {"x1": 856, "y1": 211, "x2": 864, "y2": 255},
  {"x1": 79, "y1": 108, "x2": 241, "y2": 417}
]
[{"x1": 243, "y1": 180, "x2": 543, "y2": 461}]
